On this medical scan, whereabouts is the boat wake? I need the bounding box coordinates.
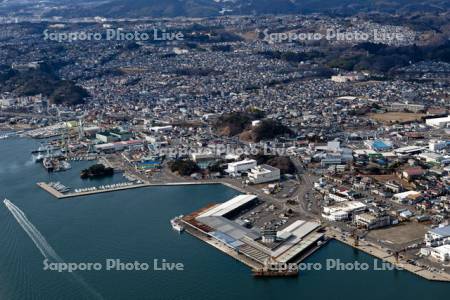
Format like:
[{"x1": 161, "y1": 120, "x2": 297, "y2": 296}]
[
  {"x1": 3, "y1": 199, "x2": 63, "y2": 263},
  {"x1": 3, "y1": 199, "x2": 103, "y2": 300}
]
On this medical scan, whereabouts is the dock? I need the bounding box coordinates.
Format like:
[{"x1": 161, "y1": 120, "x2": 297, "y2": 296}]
[
  {"x1": 326, "y1": 228, "x2": 450, "y2": 282},
  {"x1": 181, "y1": 221, "x2": 328, "y2": 275},
  {"x1": 37, "y1": 181, "x2": 239, "y2": 199},
  {"x1": 184, "y1": 226, "x2": 262, "y2": 270},
  {"x1": 179, "y1": 197, "x2": 329, "y2": 277},
  {"x1": 37, "y1": 182, "x2": 65, "y2": 198}
]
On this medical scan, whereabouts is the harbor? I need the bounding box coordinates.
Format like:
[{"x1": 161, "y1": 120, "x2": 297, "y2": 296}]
[
  {"x1": 36, "y1": 174, "x2": 450, "y2": 281},
  {"x1": 180, "y1": 211, "x2": 450, "y2": 281},
  {"x1": 1, "y1": 137, "x2": 450, "y2": 300}
]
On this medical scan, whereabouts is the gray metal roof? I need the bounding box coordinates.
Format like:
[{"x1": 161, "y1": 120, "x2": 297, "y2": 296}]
[
  {"x1": 431, "y1": 225, "x2": 450, "y2": 237},
  {"x1": 197, "y1": 216, "x2": 260, "y2": 240}
]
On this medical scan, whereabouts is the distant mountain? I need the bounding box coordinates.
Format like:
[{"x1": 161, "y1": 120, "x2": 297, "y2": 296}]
[
  {"x1": 44, "y1": 0, "x2": 450, "y2": 18},
  {"x1": 95, "y1": 0, "x2": 221, "y2": 18},
  {"x1": 46, "y1": 0, "x2": 222, "y2": 18}
]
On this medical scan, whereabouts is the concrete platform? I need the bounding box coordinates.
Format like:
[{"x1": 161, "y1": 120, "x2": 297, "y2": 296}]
[{"x1": 37, "y1": 181, "x2": 242, "y2": 199}]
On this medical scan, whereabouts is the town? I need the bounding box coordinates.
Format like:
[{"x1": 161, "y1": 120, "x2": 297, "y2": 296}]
[{"x1": 1, "y1": 12, "x2": 449, "y2": 280}]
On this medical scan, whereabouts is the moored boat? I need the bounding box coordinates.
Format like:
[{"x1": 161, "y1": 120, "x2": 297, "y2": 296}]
[{"x1": 170, "y1": 215, "x2": 185, "y2": 232}]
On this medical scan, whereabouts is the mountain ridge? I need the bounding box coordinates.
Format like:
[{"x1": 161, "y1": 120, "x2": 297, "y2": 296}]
[{"x1": 43, "y1": 0, "x2": 450, "y2": 18}]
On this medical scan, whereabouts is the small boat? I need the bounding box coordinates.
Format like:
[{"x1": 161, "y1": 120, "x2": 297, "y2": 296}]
[
  {"x1": 56, "y1": 161, "x2": 72, "y2": 172},
  {"x1": 43, "y1": 157, "x2": 54, "y2": 172},
  {"x1": 170, "y1": 215, "x2": 185, "y2": 233}
]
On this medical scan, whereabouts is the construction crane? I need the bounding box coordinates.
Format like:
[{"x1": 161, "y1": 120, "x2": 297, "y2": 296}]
[
  {"x1": 393, "y1": 247, "x2": 407, "y2": 263},
  {"x1": 60, "y1": 122, "x2": 69, "y2": 157},
  {"x1": 351, "y1": 229, "x2": 360, "y2": 247},
  {"x1": 350, "y1": 226, "x2": 368, "y2": 247},
  {"x1": 56, "y1": 107, "x2": 62, "y2": 123},
  {"x1": 78, "y1": 113, "x2": 86, "y2": 140}
]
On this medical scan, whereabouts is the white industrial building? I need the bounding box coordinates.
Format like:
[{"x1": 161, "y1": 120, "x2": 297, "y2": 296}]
[
  {"x1": 226, "y1": 159, "x2": 257, "y2": 175},
  {"x1": 190, "y1": 151, "x2": 216, "y2": 162},
  {"x1": 426, "y1": 116, "x2": 450, "y2": 128},
  {"x1": 149, "y1": 125, "x2": 173, "y2": 133},
  {"x1": 430, "y1": 245, "x2": 450, "y2": 262},
  {"x1": 94, "y1": 140, "x2": 144, "y2": 153},
  {"x1": 327, "y1": 193, "x2": 349, "y2": 203},
  {"x1": 247, "y1": 164, "x2": 280, "y2": 184},
  {"x1": 322, "y1": 201, "x2": 367, "y2": 221},
  {"x1": 425, "y1": 225, "x2": 450, "y2": 247}
]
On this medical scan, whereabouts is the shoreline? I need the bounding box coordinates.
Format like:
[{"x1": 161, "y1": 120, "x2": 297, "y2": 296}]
[
  {"x1": 37, "y1": 180, "x2": 450, "y2": 282},
  {"x1": 326, "y1": 228, "x2": 450, "y2": 282}
]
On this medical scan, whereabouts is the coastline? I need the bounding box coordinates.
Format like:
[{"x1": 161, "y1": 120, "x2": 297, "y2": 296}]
[
  {"x1": 326, "y1": 228, "x2": 450, "y2": 282},
  {"x1": 37, "y1": 180, "x2": 450, "y2": 282}
]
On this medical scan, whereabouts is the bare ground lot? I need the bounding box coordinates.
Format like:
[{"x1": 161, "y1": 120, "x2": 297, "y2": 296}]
[
  {"x1": 368, "y1": 112, "x2": 425, "y2": 124},
  {"x1": 367, "y1": 222, "x2": 429, "y2": 248},
  {"x1": 368, "y1": 174, "x2": 416, "y2": 190}
]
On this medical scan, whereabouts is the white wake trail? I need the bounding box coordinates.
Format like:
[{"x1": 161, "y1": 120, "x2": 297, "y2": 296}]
[
  {"x1": 4, "y1": 199, "x2": 63, "y2": 263},
  {"x1": 3, "y1": 199, "x2": 103, "y2": 300}
]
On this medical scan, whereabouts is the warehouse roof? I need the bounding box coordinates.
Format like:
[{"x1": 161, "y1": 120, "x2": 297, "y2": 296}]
[
  {"x1": 197, "y1": 194, "x2": 257, "y2": 218},
  {"x1": 430, "y1": 225, "x2": 450, "y2": 237}
]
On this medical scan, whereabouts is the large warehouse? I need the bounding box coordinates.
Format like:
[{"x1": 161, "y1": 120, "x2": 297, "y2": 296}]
[
  {"x1": 197, "y1": 194, "x2": 258, "y2": 219},
  {"x1": 186, "y1": 194, "x2": 324, "y2": 265},
  {"x1": 426, "y1": 116, "x2": 450, "y2": 128}
]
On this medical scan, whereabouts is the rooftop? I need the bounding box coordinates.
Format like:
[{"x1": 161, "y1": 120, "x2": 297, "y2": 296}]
[{"x1": 430, "y1": 225, "x2": 450, "y2": 237}]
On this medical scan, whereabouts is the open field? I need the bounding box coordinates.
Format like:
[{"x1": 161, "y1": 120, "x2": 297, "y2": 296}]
[
  {"x1": 368, "y1": 174, "x2": 416, "y2": 190},
  {"x1": 368, "y1": 112, "x2": 425, "y2": 124},
  {"x1": 367, "y1": 222, "x2": 428, "y2": 248}
]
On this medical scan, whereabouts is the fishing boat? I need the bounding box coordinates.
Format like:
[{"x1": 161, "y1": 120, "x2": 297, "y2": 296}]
[
  {"x1": 170, "y1": 215, "x2": 185, "y2": 233},
  {"x1": 42, "y1": 157, "x2": 54, "y2": 172}
]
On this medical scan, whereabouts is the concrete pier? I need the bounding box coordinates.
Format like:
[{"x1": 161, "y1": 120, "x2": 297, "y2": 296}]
[
  {"x1": 37, "y1": 182, "x2": 64, "y2": 198},
  {"x1": 37, "y1": 181, "x2": 240, "y2": 199}
]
